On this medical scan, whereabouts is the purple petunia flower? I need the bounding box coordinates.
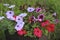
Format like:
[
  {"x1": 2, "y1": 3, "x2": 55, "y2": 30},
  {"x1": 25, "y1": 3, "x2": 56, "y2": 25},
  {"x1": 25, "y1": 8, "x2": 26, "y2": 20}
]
[
  {"x1": 37, "y1": 14, "x2": 45, "y2": 22},
  {"x1": 35, "y1": 8, "x2": 42, "y2": 13}
]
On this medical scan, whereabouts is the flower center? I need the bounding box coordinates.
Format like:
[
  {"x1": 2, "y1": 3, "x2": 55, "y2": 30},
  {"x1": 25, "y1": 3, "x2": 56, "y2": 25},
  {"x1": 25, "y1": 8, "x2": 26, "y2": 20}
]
[
  {"x1": 18, "y1": 18, "x2": 20, "y2": 20},
  {"x1": 17, "y1": 25, "x2": 19, "y2": 27},
  {"x1": 9, "y1": 12, "x2": 11, "y2": 14},
  {"x1": 39, "y1": 15, "x2": 43, "y2": 19}
]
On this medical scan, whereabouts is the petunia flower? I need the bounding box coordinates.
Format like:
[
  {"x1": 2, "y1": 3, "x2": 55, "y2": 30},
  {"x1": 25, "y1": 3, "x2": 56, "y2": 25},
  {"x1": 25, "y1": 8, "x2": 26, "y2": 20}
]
[
  {"x1": 8, "y1": 5, "x2": 15, "y2": 8},
  {"x1": 29, "y1": 14, "x2": 45, "y2": 23},
  {"x1": 15, "y1": 13, "x2": 27, "y2": 23},
  {"x1": 37, "y1": 14, "x2": 45, "y2": 22},
  {"x1": 6, "y1": 10, "x2": 14, "y2": 16},
  {"x1": 0, "y1": 16, "x2": 5, "y2": 20},
  {"x1": 33, "y1": 27, "x2": 42, "y2": 38},
  {"x1": 15, "y1": 22, "x2": 25, "y2": 31},
  {"x1": 3, "y1": 4, "x2": 9, "y2": 7},
  {"x1": 27, "y1": 7, "x2": 35, "y2": 12},
  {"x1": 6, "y1": 10, "x2": 15, "y2": 20},
  {"x1": 35, "y1": 7, "x2": 42, "y2": 13},
  {"x1": 15, "y1": 16, "x2": 23, "y2": 23}
]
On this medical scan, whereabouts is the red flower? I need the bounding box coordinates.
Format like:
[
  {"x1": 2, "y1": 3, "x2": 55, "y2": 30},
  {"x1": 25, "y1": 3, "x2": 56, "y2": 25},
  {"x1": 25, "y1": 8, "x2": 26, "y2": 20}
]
[
  {"x1": 33, "y1": 28, "x2": 42, "y2": 38},
  {"x1": 46, "y1": 24, "x2": 55, "y2": 32},
  {"x1": 17, "y1": 29, "x2": 27, "y2": 36},
  {"x1": 41, "y1": 20, "x2": 50, "y2": 27}
]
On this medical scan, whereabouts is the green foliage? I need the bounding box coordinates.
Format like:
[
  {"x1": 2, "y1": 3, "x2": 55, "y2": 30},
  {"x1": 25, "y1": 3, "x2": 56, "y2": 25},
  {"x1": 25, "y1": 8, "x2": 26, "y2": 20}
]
[
  {"x1": 46, "y1": 0, "x2": 60, "y2": 19},
  {"x1": 0, "y1": 30, "x2": 6, "y2": 40}
]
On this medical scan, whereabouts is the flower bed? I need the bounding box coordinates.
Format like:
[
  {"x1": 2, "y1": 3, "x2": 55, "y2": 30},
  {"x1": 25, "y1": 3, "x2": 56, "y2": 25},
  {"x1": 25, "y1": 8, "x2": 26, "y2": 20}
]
[{"x1": 0, "y1": 0, "x2": 60, "y2": 40}]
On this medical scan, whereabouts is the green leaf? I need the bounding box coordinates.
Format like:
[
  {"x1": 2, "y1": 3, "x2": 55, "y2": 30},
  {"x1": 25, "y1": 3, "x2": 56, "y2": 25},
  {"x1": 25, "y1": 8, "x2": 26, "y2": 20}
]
[{"x1": 44, "y1": 30, "x2": 48, "y2": 36}]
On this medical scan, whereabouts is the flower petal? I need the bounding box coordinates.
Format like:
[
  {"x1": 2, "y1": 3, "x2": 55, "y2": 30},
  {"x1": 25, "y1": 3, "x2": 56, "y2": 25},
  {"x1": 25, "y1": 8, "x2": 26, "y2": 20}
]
[
  {"x1": 36, "y1": 8, "x2": 42, "y2": 13},
  {"x1": 9, "y1": 5, "x2": 15, "y2": 8},
  {"x1": 52, "y1": 12, "x2": 56, "y2": 17},
  {"x1": 18, "y1": 13, "x2": 27, "y2": 18},
  {"x1": 3, "y1": 4, "x2": 9, "y2": 7},
  {"x1": 7, "y1": 16, "x2": 15, "y2": 20},
  {"x1": 0, "y1": 16, "x2": 5, "y2": 20}
]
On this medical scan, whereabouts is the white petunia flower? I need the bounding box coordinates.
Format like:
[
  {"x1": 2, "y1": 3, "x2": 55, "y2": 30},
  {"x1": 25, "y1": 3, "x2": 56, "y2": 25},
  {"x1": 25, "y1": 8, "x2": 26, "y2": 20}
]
[
  {"x1": 6, "y1": 11, "x2": 14, "y2": 16},
  {"x1": 15, "y1": 22, "x2": 25, "y2": 31},
  {"x1": 8, "y1": 5, "x2": 15, "y2": 8},
  {"x1": 0, "y1": 16, "x2": 5, "y2": 20},
  {"x1": 27, "y1": 7, "x2": 35, "y2": 12},
  {"x1": 15, "y1": 16, "x2": 23, "y2": 23},
  {"x1": 3, "y1": 4, "x2": 9, "y2": 7},
  {"x1": 18, "y1": 13, "x2": 27, "y2": 18},
  {"x1": 6, "y1": 11, "x2": 15, "y2": 20}
]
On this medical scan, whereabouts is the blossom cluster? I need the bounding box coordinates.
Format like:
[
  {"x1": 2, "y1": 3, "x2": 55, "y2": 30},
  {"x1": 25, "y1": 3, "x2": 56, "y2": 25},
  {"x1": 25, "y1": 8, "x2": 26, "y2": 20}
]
[{"x1": 2, "y1": 4, "x2": 60, "y2": 38}]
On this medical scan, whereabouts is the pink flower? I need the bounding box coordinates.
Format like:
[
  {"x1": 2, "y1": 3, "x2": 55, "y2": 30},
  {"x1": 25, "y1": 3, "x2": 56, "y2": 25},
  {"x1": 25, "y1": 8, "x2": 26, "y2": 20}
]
[
  {"x1": 33, "y1": 27, "x2": 42, "y2": 38},
  {"x1": 35, "y1": 8, "x2": 42, "y2": 13}
]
